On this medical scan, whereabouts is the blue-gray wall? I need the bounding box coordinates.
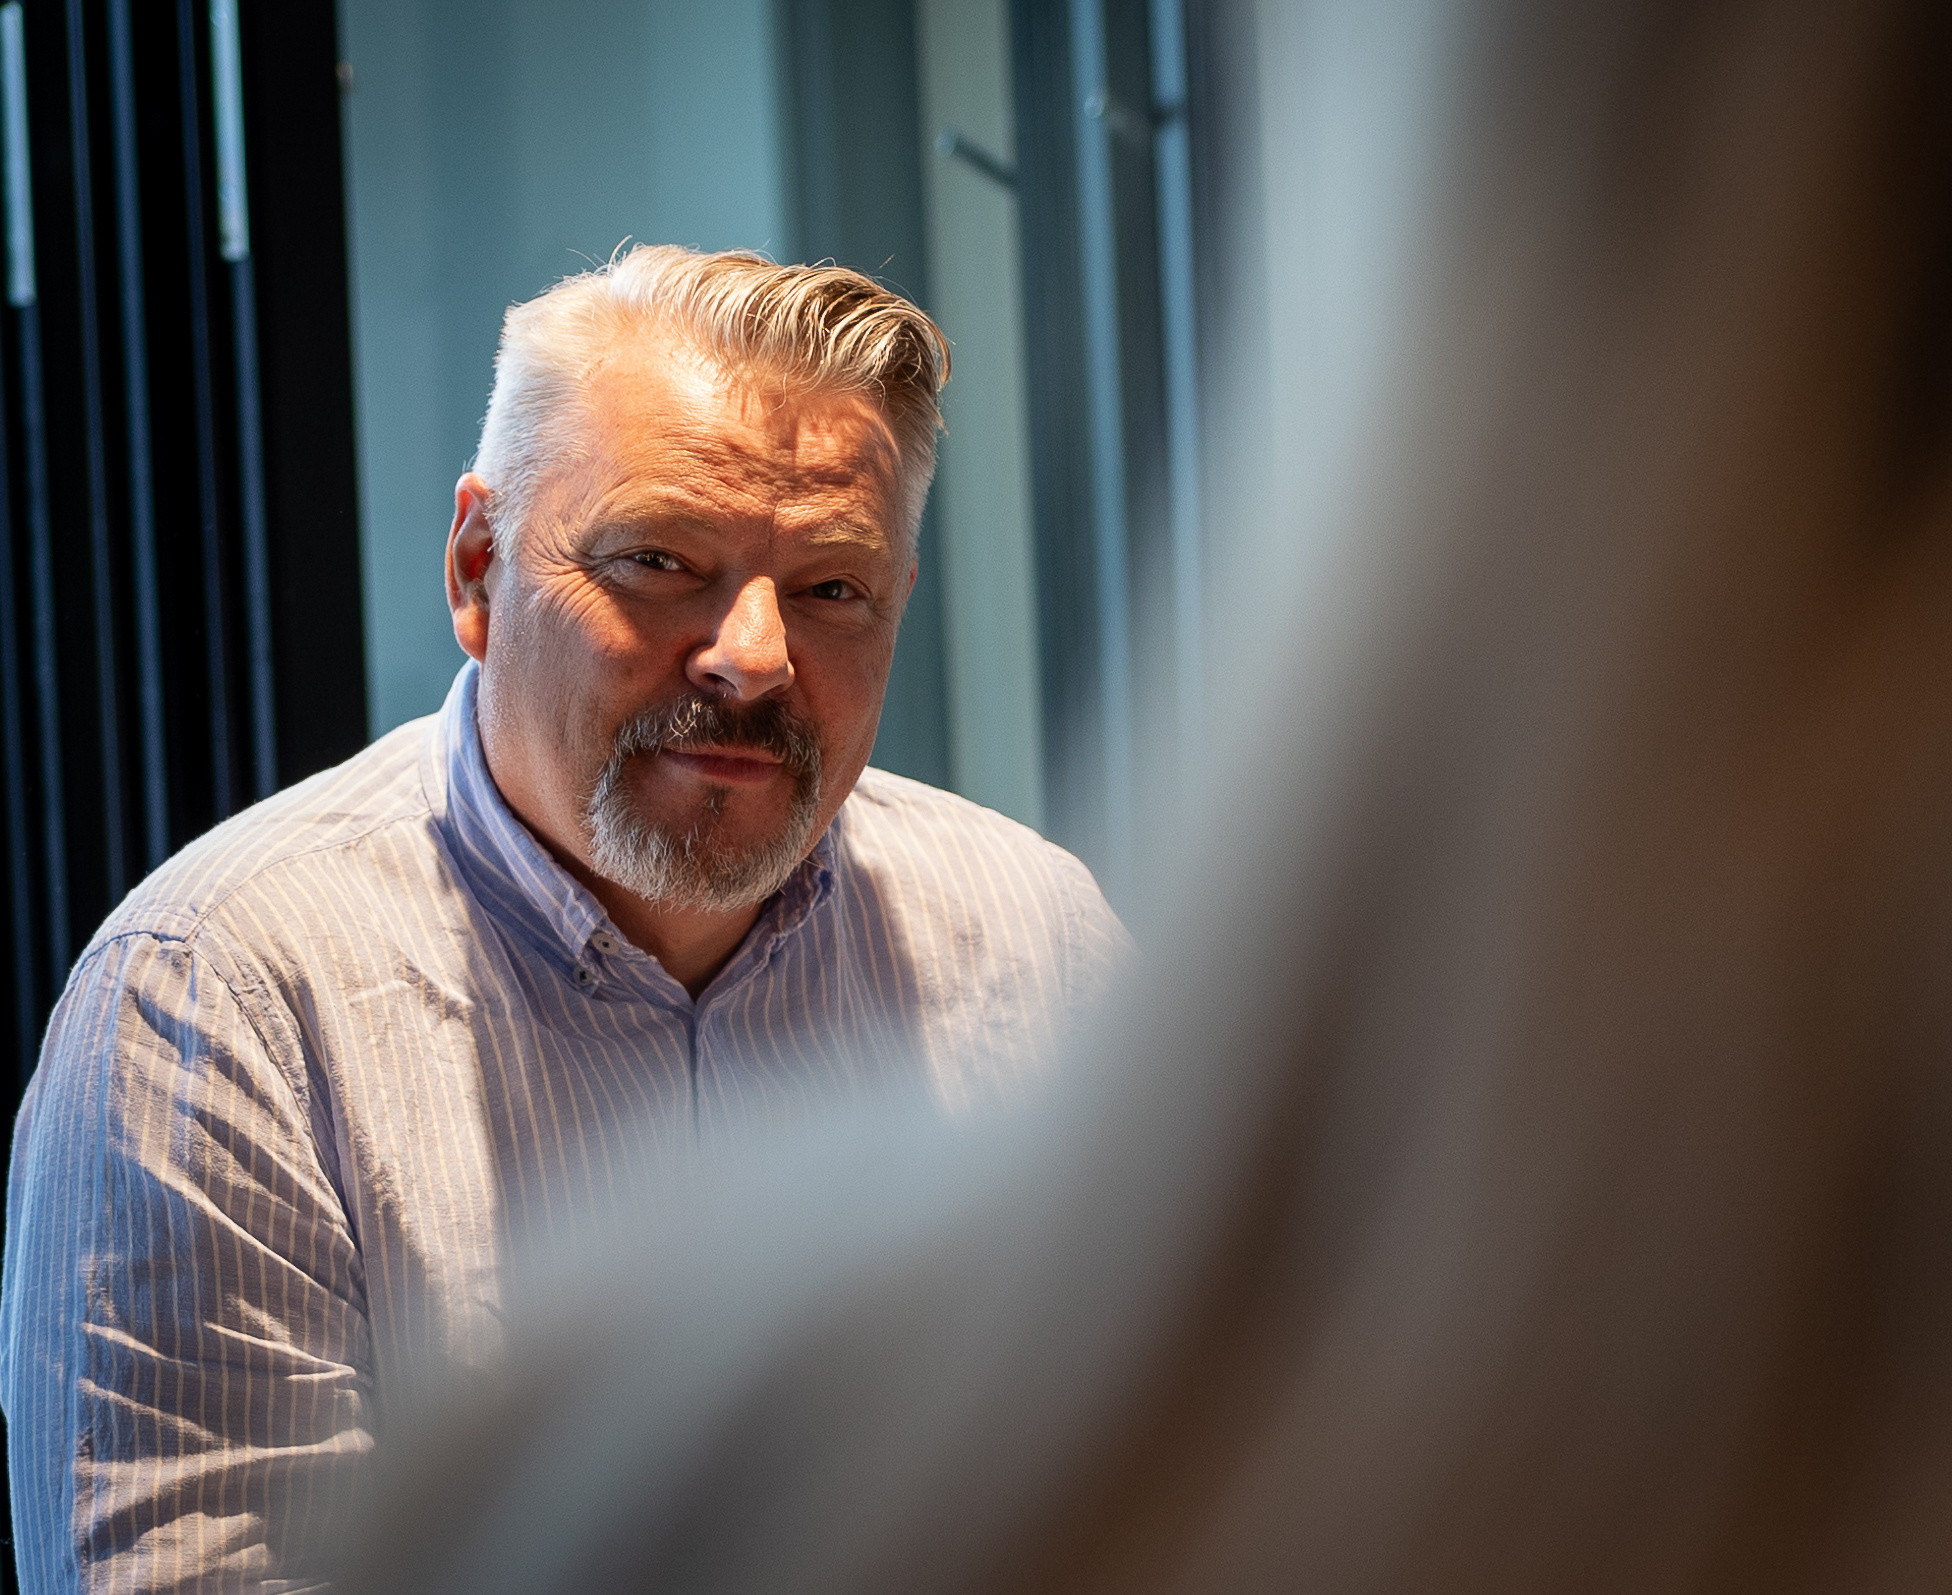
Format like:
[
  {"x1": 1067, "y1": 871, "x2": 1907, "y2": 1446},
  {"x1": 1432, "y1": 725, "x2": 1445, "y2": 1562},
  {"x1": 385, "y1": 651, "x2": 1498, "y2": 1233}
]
[
  {"x1": 339, "y1": 0, "x2": 1061, "y2": 816},
  {"x1": 338, "y1": 0, "x2": 792, "y2": 736}
]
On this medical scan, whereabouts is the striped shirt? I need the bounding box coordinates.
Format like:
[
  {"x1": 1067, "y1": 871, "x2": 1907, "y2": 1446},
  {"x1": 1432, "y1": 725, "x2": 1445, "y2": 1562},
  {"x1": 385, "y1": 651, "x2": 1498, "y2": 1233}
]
[{"x1": 0, "y1": 662, "x2": 1124, "y2": 1593}]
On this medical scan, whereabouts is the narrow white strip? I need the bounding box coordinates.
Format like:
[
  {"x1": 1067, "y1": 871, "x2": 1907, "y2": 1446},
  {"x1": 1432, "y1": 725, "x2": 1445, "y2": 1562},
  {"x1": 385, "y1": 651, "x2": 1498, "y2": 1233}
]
[
  {"x1": 0, "y1": 2, "x2": 34, "y2": 306},
  {"x1": 210, "y1": 0, "x2": 250, "y2": 261}
]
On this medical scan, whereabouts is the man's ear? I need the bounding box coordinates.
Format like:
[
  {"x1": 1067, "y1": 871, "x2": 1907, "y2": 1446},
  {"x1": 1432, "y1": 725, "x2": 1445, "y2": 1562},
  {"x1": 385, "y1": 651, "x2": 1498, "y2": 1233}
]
[{"x1": 447, "y1": 473, "x2": 499, "y2": 663}]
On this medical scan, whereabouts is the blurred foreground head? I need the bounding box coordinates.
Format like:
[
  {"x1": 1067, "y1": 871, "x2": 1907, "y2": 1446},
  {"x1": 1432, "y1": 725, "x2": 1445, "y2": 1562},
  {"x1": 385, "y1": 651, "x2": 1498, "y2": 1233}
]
[{"x1": 346, "y1": 0, "x2": 1952, "y2": 1589}]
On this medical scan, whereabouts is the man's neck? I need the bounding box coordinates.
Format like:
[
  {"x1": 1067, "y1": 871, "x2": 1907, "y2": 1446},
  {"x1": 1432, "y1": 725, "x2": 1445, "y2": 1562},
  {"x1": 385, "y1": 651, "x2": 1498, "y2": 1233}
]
[{"x1": 567, "y1": 862, "x2": 766, "y2": 999}]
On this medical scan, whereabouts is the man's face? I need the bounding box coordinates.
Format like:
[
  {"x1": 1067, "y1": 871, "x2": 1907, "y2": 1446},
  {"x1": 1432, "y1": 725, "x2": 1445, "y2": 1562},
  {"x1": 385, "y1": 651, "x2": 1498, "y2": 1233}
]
[{"x1": 452, "y1": 337, "x2": 914, "y2": 910}]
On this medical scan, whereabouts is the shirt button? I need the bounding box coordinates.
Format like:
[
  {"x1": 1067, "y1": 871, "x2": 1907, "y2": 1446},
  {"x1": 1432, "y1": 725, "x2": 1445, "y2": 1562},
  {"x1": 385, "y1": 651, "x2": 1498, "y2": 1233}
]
[
  {"x1": 573, "y1": 965, "x2": 596, "y2": 988},
  {"x1": 591, "y1": 933, "x2": 618, "y2": 955}
]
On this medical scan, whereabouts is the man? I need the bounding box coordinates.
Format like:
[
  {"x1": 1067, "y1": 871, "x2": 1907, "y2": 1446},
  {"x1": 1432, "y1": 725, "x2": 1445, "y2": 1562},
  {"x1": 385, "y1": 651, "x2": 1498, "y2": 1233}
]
[
  {"x1": 347, "y1": 5, "x2": 1952, "y2": 1594},
  {"x1": 0, "y1": 246, "x2": 1125, "y2": 1591}
]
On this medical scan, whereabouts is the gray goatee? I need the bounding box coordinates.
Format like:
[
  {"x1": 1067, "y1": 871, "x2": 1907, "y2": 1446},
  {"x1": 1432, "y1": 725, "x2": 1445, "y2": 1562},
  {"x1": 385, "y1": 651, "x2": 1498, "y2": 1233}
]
[{"x1": 583, "y1": 693, "x2": 823, "y2": 912}]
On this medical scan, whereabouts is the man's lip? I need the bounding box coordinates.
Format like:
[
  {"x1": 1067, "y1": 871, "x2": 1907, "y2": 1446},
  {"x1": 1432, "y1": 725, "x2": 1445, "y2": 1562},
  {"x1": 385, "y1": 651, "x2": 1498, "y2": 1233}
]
[{"x1": 658, "y1": 747, "x2": 786, "y2": 784}]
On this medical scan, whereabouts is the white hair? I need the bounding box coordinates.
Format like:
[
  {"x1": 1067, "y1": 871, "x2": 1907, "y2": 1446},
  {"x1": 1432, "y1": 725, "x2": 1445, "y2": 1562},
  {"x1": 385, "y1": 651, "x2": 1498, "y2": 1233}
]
[{"x1": 473, "y1": 244, "x2": 950, "y2": 556}]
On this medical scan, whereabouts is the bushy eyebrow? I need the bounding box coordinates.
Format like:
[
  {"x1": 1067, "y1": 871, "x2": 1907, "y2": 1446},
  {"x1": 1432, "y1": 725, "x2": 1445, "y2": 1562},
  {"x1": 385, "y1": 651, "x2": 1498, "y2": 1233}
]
[
  {"x1": 793, "y1": 519, "x2": 888, "y2": 550},
  {"x1": 579, "y1": 499, "x2": 892, "y2": 555}
]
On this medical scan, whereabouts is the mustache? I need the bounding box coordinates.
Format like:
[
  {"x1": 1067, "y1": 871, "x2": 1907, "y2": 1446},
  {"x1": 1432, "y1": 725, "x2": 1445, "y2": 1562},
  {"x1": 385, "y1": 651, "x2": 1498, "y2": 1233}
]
[{"x1": 610, "y1": 693, "x2": 822, "y2": 778}]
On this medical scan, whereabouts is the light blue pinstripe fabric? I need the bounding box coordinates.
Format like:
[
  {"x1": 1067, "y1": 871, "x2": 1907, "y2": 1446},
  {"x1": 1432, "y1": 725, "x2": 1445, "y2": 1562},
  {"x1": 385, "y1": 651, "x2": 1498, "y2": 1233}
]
[{"x1": 0, "y1": 663, "x2": 1124, "y2": 1593}]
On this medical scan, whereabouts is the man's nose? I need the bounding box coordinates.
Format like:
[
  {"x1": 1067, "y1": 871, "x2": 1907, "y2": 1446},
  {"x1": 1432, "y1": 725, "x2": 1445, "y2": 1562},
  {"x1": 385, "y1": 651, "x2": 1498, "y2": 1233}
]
[{"x1": 688, "y1": 577, "x2": 794, "y2": 700}]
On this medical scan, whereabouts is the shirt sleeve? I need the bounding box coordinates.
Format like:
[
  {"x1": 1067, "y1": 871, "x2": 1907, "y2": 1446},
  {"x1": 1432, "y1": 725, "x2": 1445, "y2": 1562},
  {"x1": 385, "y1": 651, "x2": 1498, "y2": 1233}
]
[{"x1": 0, "y1": 932, "x2": 372, "y2": 1593}]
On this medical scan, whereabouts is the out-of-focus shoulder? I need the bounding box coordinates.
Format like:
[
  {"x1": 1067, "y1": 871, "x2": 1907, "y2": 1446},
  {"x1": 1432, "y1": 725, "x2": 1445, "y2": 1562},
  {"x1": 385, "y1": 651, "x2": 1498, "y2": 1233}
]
[
  {"x1": 835, "y1": 767, "x2": 1110, "y2": 906},
  {"x1": 833, "y1": 769, "x2": 1131, "y2": 1023},
  {"x1": 841, "y1": 766, "x2": 1065, "y2": 854}
]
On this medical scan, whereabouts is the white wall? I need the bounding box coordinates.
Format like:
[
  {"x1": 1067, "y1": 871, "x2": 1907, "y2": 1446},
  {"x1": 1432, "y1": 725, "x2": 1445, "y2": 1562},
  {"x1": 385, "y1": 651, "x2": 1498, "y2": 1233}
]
[{"x1": 337, "y1": 0, "x2": 791, "y2": 735}]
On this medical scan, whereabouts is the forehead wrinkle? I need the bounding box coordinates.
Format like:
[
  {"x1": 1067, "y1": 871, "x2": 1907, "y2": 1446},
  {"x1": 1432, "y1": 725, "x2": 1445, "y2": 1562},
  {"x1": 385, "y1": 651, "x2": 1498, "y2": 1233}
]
[
  {"x1": 570, "y1": 421, "x2": 780, "y2": 531},
  {"x1": 560, "y1": 337, "x2": 903, "y2": 543}
]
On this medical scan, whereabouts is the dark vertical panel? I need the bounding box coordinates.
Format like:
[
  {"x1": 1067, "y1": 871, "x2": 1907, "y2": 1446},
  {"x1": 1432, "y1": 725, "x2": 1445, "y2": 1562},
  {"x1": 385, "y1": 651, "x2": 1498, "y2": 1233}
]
[
  {"x1": 16, "y1": 304, "x2": 62, "y2": 992},
  {"x1": 129, "y1": 0, "x2": 214, "y2": 847},
  {"x1": 0, "y1": 0, "x2": 365, "y2": 1076},
  {"x1": 1184, "y1": 0, "x2": 1265, "y2": 586},
  {"x1": 1012, "y1": 0, "x2": 1105, "y2": 867},
  {"x1": 229, "y1": 253, "x2": 274, "y2": 798},
  {"x1": 1103, "y1": 0, "x2": 1172, "y2": 746},
  {"x1": 62, "y1": 0, "x2": 125, "y2": 903},
  {"x1": 17, "y1": 0, "x2": 76, "y2": 984},
  {"x1": 104, "y1": 0, "x2": 164, "y2": 869},
  {"x1": 0, "y1": 306, "x2": 31, "y2": 1070},
  {"x1": 217, "y1": 0, "x2": 275, "y2": 799},
  {"x1": 779, "y1": 0, "x2": 949, "y2": 789},
  {"x1": 176, "y1": 0, "x2": 234, "y2": 822},
  {"x1": 783, "y1": 0, "x2": 932, "y2": 302},
  {"x1": 235, "y1": 0, "x2": 366, "y2": 782}
]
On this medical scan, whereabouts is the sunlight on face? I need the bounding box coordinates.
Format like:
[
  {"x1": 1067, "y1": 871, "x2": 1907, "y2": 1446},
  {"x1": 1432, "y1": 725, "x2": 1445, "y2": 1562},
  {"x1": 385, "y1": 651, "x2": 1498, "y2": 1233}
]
[{"x1": 474, "y1": 336, "x2": 915, "y2": 909}]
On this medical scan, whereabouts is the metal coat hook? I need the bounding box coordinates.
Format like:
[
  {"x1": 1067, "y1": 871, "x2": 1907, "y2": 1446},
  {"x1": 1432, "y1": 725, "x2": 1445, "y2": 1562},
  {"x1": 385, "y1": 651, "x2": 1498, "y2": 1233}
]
[
  {"x1": 934, "y1": 128, "x2": 1017, "y2": 192},
  {"x1": 1084, "y1": 89, "x2": 1185, "y2": 149}
]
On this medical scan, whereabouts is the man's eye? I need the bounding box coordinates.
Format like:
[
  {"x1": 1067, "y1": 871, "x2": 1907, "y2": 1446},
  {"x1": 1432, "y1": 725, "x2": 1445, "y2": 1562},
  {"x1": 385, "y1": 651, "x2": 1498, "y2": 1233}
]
[
  {"x1": 806, "y1": 578, "x2": 860, "y2": 601},
  {"x1": 631, "y1": 550, "x2": 683, "y2": 572}
]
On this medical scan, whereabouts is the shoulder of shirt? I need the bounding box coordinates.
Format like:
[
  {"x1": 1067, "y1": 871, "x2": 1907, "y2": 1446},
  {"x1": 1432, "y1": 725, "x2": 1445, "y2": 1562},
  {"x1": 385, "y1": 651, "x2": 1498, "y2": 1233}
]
[
  {"x1": 80, "y1": 713, "x2": 440, "y2": 958},
  {"x1": 835, "y1": 766, "x2": 1108, "y2": 906}
]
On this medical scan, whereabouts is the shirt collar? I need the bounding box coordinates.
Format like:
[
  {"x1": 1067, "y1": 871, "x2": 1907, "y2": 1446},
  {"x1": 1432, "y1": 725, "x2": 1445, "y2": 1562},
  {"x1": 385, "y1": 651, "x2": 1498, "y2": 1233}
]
[{"x1": 425, "y1": 662, "x2": 838, "y2": 999}]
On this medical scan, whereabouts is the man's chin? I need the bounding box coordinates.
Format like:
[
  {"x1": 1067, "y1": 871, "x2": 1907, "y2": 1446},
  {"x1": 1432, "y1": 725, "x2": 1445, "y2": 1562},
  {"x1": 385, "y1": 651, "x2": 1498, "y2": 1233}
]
[{"x1": 586, "y1": 790, "x2": 821, "y2": 910}]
